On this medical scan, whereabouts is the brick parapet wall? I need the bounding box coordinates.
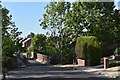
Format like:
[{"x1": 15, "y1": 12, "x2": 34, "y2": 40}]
[
  {"x1": 77, "y1": 59, "x2": 85, "y2": 66},
  {"x1": 36, "y1": 53, "x2": 49, "y2": 64}
]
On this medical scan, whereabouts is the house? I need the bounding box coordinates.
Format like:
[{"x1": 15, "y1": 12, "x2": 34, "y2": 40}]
[
  {"x1": 19, "y1": 37, "x2": 50, "y2": 64},
  {"x1": 22, "y1": 38, "x2": 31, "y2": 48}
]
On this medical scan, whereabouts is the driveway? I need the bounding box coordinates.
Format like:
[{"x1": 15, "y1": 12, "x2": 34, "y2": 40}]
[{"x1": 6, "y1": 60, "x2": 117, "y2": 80}]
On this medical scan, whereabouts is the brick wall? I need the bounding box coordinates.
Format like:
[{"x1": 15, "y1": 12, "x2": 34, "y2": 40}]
[
  {"x1": 36, "y1": 53, "x2": 50, "y2": 64},
  {"x1": 77, "y1": 59, "x2": 85, "y2": 66}
]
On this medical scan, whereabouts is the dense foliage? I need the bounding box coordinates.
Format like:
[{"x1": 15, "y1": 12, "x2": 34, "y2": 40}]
[
  {"x1": 75, "y1": 36, "x2": 101, "y2": 66},
  {"x1": 2, "y1": 6, "x2": 22, "y2": 68},
  {"x1": 30, "y1": 34, "x2": 46, "y2": 53},
  {"x1": 40, "y1": 2, "x2": 120, "y2": 64},
  {"x1": 29, "y1": 34, "x2": 73, "y2": 64}
]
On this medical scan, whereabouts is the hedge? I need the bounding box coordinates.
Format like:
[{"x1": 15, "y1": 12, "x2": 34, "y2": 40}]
[{"x1": 75, "y1": 36, "x2": 101, "y2": 66}]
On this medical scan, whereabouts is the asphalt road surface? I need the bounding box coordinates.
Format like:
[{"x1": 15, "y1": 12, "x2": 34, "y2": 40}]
[{"x1": 6, "y1": 60, "x2": 117, "y2": 80}]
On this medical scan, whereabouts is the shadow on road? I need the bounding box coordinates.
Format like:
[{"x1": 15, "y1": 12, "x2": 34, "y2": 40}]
[
  {"x1": 7, "y1": 59, "x2": 118, "y2": 80},
  {"x1": 8, "y1": 77, "x2": 117, "y2": 80},
  {"x1": 27, "y1": 59, "x2": 48, "y2": 66}
]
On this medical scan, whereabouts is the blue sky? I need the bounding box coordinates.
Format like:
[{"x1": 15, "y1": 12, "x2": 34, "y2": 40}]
[
  {"x1": 115, "y1": 0, "x2": 120, "y2": 6},
  {"x1": 2, "y1": 1, "x2": 120, "y2": 37},
  {"x1": 2, "y1": 2, "x2": 49, "y2": 37}
]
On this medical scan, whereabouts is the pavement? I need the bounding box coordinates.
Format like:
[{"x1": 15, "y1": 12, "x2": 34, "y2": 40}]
[
  {"x1": 100, "y1": 66, "x2": 120, "y2": 78},
  {"x1": 58, "y1": 64, "x2": 120, "y2": 79},
  {"x1": 5, "y1": 60, "x2": 119, "y2": 80}
]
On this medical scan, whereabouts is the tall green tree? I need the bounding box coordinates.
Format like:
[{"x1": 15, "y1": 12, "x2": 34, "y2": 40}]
[
  {"x1": 40, "y1": 2, "x2": 73, "y2": 64},
  {"x1": 40, "y1": 1, "x2": 120, "y2": 64},
  {"x1": 76, "y1": 2, "x2": 120, "y2": 56},
  {"x1": 2, "y1": 7, "x2": 22, "y2": 68},
  {"x1": 30, "y1": 34, "x2": 46, "y2": 53},
  {"x1": 81, "y1": 2, "x2": 117, "y2": 45}
]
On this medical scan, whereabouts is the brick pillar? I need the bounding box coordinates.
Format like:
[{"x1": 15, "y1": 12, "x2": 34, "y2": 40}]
[
  {"x1": 104, "y1": 57, "x2": 109, "y2": 69},
  {"x1": 77, "y1": 59, "x2": 85, "y2": 66}
]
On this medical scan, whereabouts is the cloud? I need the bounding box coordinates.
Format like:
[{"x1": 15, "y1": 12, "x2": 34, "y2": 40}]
[{"x1": 114, "y1": 6, "x2": 120, "y2": 10}]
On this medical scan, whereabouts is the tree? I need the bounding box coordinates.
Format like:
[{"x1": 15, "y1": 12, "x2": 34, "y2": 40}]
[
  {"x1": 40, "y1": 2, "x2": 74, "y2": 64},
  {"x1": 2, "y1": 35, "x2": 15, "y2": 63},
  {"x1": 2, "y1": 7, "x2": 22, "y2": 37},
  {"x1": 28, "y1": 34, "x2": 61, "y2": 64},
  {"x1": 27, "y1": 32, "x2": 35, "y2": 38},
  {"x1": 30, "y1": 34, "x2": 46, "y2": 53},
  {"x1": 75, "y1": 2, "x2": 120, "y2": 56},
  {"x1": 45, "y1": 36, "x2": 60, "y2": 64},
  {"x1": 40, "y1": 1, "x2": 120, "y2": 64},
  {"x1": 2, "y1": 6, "x2": 22, "y2": 69},
  {"x1": 82, "y1": 3, "x2": 115, "y2": 44},
  {"x1": 14, "y1": 38, "x2": 25, "y2": 53}
]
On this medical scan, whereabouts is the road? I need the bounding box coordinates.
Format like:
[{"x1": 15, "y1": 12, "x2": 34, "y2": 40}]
[{"x1": 6, "y1": 60, "x2": 116, "y2": 80}]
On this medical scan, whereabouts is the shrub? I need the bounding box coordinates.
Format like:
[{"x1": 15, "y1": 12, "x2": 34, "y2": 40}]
[{"x1": 75, "y1": 36, "x2": 101, "y2": 66}]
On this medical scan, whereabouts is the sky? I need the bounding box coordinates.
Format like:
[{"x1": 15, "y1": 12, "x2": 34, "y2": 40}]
[
  {"x1": 115, "y1": 0, "x2": 120, "y2": 9},
  {"x1": 2, "y1": 2, "x2": 49, "y2": 37},
  {"x1": 2, "y1": 1, "x2": 120, "y2": 37}
]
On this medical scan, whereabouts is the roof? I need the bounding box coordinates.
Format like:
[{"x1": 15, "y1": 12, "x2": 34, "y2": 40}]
[{"x1": 22, "y1": 38, "x2": 31, "y2": 44}]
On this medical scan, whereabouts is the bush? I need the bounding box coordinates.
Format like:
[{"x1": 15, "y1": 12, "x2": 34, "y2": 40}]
[{"x1": 75, "y1": 36, "x2": 101, "y2": 66}]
